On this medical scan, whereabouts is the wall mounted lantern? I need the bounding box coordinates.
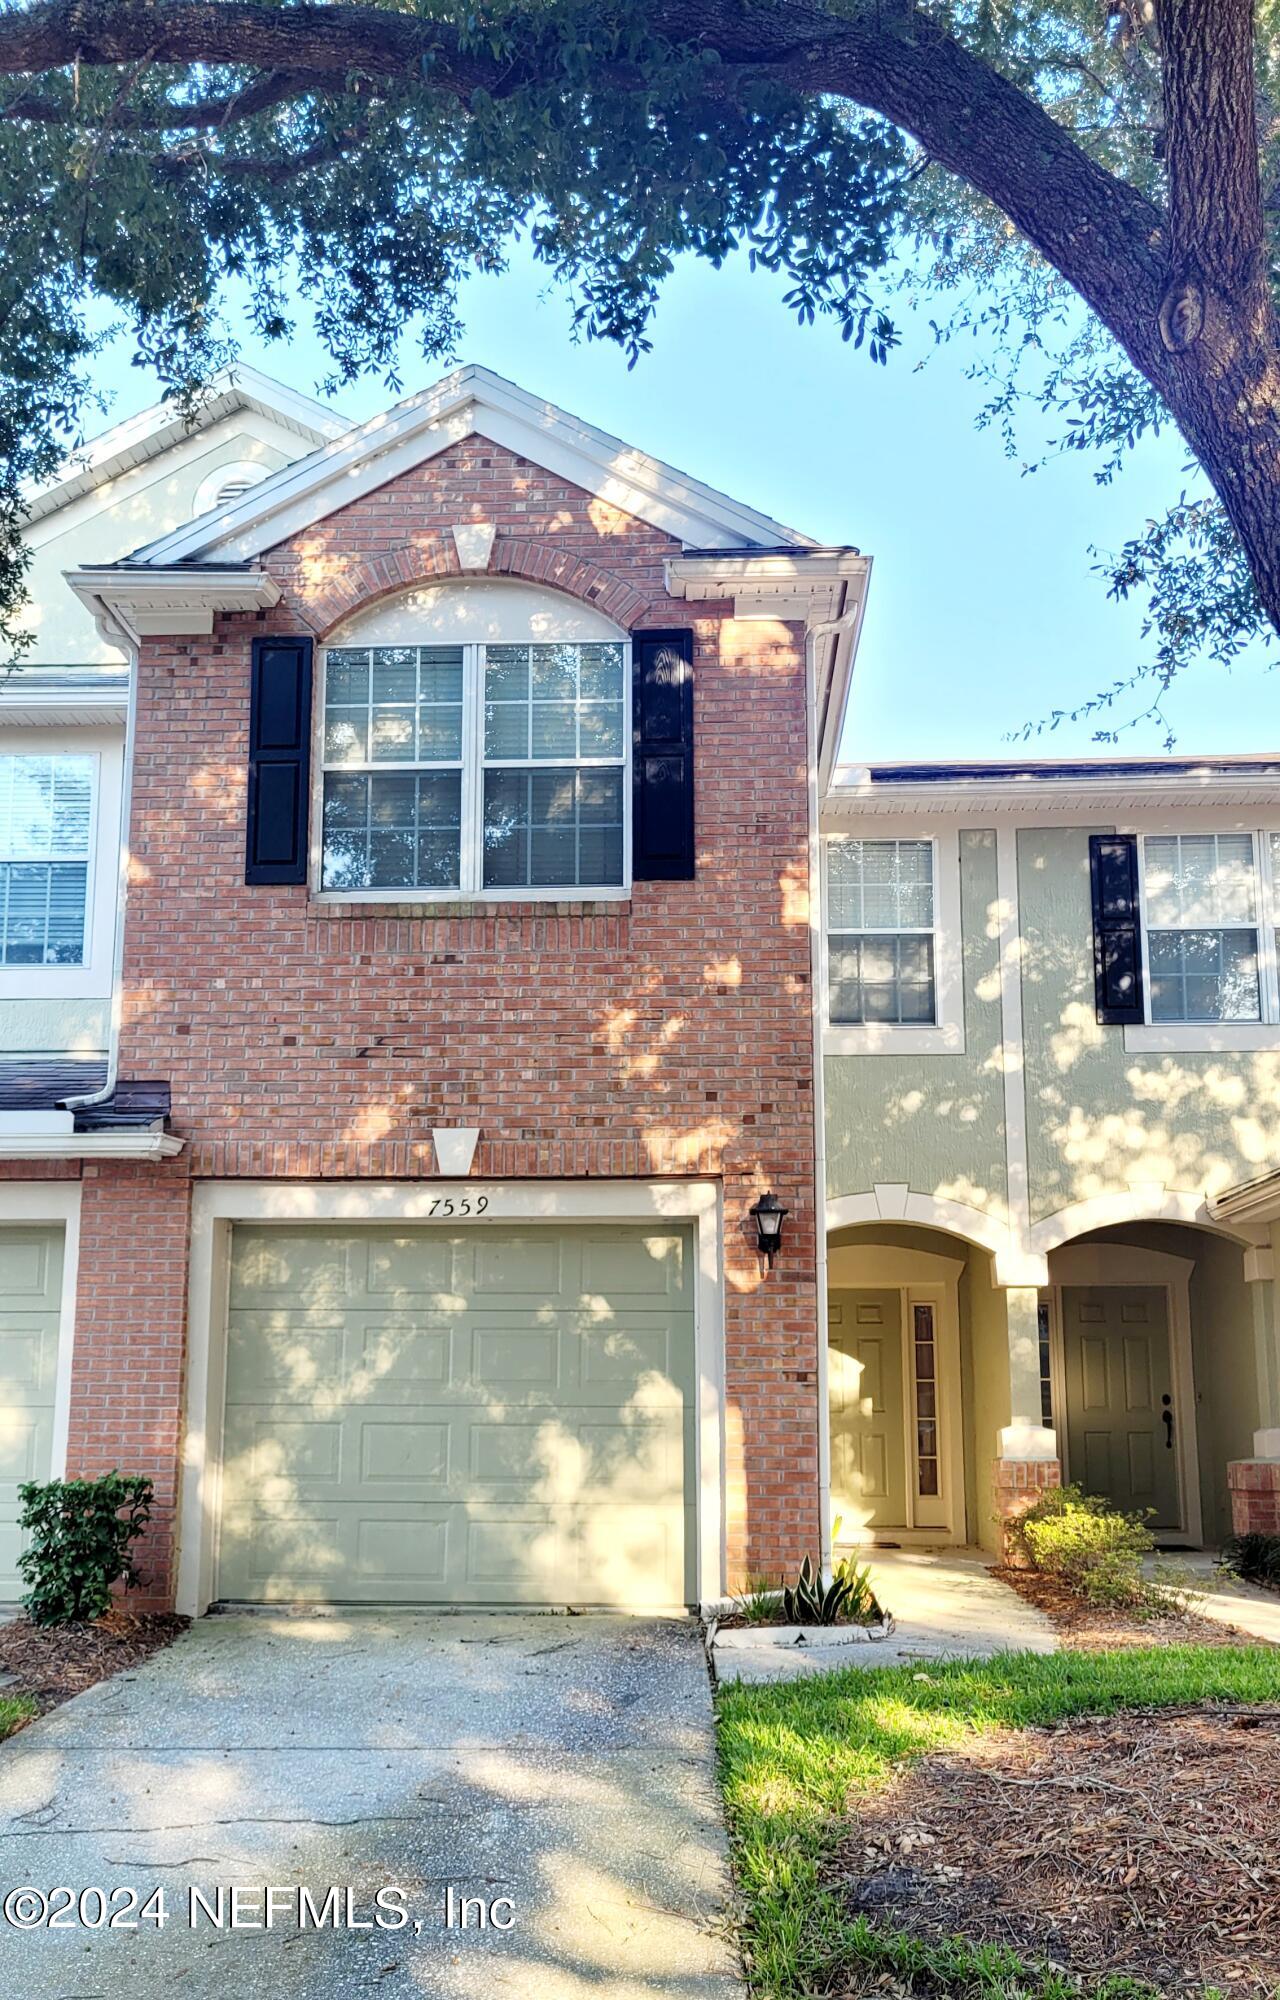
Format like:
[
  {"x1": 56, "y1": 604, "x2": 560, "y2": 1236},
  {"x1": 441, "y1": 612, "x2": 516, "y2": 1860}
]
[{"x1": 749, "y1": 1191, "x2": 789, "y2": 1263}]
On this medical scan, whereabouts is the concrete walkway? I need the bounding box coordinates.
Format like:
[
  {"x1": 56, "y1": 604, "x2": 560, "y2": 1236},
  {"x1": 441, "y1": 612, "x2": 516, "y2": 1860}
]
[
  {"x1": 0, "y1": 1612, "x2": 743, "y2": 2000},
  {"x1": 715, "y1": 1548, "x2": 1056, "y2": 1683},
  {"x1": 1153, "y1": 1550, "x2": 1280, "y2": 1644}
]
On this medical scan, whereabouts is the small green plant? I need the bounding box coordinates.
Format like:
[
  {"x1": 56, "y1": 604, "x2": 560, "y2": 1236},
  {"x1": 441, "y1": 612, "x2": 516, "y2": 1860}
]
[
  {"x1": 1220, "y1": 1530, "x2": 1280, "y2": 1590},
  {"x1": 832, "y1": 1552, "x2": 885, "y2": 1624},
  {"x1": 732, "y1": 1573, "x2": 784, "y2": 1624},
  {"x1": 1006, "y1": 1482, "x2": 1158, "y2": 1609},
  {"x1": 782, "y1": 1552, "x2": 853, "y2": 1626},
  {"x1": 17, "y1": 1473, "x2": 153, "y2": 1626}
]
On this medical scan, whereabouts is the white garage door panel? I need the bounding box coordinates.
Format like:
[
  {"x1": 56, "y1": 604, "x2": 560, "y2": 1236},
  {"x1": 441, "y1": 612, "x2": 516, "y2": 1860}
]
[
  {"x1": 0, "y1": 1228, "x2": 63, "y2": 1600},
  {"x1": 218, "y1": 1225, "x2": 696, "y2": 1605}
]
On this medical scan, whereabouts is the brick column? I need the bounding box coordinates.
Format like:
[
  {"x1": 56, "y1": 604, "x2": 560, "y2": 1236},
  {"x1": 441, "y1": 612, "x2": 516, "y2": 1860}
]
[
  {"x1": 66, "y1": 1167, "x2": 192, "y2": 1609},
  {"x1": 1228, "y1": 1244, "x2": 1280, "y2": 1537}
]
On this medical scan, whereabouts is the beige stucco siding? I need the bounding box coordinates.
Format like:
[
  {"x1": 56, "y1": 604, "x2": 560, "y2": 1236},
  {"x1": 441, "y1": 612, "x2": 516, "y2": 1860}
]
[
  {"x1": 0, "y1": 998, "x2": 108, "y2": 1059},
  {"x1": 1018, "y1": 828, "x2": 1280, "y2": 1224},
  {"x1": 825, "y1": 829, "x2": 1008, "y2": 1212}
]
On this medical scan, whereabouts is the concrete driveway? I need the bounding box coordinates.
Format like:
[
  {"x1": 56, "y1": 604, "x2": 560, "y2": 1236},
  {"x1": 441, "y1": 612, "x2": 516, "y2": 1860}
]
[{"x1": 0, "y1": 1613, "x2": 743, "y2": 1999}]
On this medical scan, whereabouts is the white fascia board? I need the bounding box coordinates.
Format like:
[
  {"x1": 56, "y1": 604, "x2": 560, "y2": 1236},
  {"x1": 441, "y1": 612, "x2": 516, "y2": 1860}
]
[
  {"x1": 66, "y1": 567, "x2": 282, "y2": 650},
  {"x1": 0, "y1": 685, "x2": 128, "y2": 725},
  {"x1": 124, "y1": 364, "x2": 816, "y2": 568},
  {"x1": 822, "y1": 768, "x2": 1280, "y2": 817},
  {"x1": 0, "y1": 1129, "x2": 184, "y2": 1160},
  {"x1": 24, "y1": 368, "x2": 347, "y2": 525}
]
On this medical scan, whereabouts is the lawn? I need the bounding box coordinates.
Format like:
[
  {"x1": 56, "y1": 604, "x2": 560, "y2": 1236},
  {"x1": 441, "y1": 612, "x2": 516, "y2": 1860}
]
[
  {"x1": 0, "y1": 1692, "x2": 35, "y2": 1742},
  {"x1": 717, "y1": 1646, "x2": 1280, "y2": 2000}
]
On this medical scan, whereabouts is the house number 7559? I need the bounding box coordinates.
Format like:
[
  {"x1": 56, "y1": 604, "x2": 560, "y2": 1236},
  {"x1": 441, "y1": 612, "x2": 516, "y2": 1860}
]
[{"x1": 426, "y1": 1196, "x2": 489, "y2": 1217}]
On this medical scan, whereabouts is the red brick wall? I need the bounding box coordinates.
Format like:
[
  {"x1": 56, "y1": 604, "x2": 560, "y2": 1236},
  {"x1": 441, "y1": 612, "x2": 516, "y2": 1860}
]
[
  {"x1": 73, "y1": 435, "x2": 821, "y2": 1597},
  {"x1": 65, "y1": 1168, "x2": 192, "y2": 1608}
]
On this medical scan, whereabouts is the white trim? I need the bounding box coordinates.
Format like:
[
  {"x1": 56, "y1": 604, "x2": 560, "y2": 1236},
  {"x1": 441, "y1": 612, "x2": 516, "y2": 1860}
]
[
  {"x1": 826, "y1": 1244, "x2": 964, "y2": 1545},
  {"x1": 1123, "y1": 1022, "x2": 1280, "y2": 1052},
  {"x1": 0, "y1": 1184, "x2": 82, "y2": 1479},
  {"x1": 0, "y1": 1131, "x2": 182, "y2": 1159},
  {"x1": 665, "y1": 549, "x2": 867, "y2": 625},
  {"x1": 0, "y1": 733, "x2": 121, "y2": 1001},
  {"x1": 1047, "y1": 1240, "x2": 1203, "y2": 1545},
  {"x1": 127, "y1": 366, "x2": 813, "y2": 569},
  {"x1": 827, "y1": 1185, "x2": 1011, "y2": 1258},
  {"x1": 821, "y1": 824, "x2": 965, "y2": 1055},
  {"x1": 65, "y1": 568, "x2": 282, "y2": 653},
  {"x1": 827, "y1": 768, "x2": 1280, "y2": 817},
  {"x1": 175, "y1": 1177, "x2": 726, "y2": 1619},
  {"x1": 22, "y1": 364, "x2": 347, "y2": 524},
  {"x1": 312, "y1": 621, "x2": 632, "y2": 904},
  {"x1": 996, "y1": 826, "x2": 1032, "y2": 1257},
  {"x1": 1029, "y1": 1184, "x2": 1252, "y2": 1254}
]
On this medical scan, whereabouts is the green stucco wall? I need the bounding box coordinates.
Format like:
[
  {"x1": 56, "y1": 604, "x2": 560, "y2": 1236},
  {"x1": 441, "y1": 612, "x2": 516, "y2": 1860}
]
[
  {"x1": 825, "y1": 830, "x2": 1008, "y2": 1215},
  {"x1": 1017, "y1": 829, "x2": 1280, "y2": 1223}
]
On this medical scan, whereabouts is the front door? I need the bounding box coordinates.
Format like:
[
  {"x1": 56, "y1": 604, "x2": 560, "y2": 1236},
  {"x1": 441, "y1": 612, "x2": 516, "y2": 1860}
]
[
  {"x1": 829, "y1": 1288, "x2": 907, "y2": 1533},
  {"x1": 1061, "y1": 1285, "x2": 1180, "y2": 1528}
]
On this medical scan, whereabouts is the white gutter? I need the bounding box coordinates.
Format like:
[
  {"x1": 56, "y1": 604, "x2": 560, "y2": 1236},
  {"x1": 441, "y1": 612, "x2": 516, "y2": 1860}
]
[
  {"x1": 60, "y1": 632, "x2": 140, "y2": 1118},
  {"x1": 0, "y1": 1129, "x2": 183, "y2": 1160},
  {"x1": 806, "y1": 603, "x2": 864, "y2": 1578}
]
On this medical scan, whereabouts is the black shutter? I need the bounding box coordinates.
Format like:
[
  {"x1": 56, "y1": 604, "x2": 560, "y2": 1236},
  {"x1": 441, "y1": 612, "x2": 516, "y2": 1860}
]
[
  {"x1": 1089, "y1": 833, "x2": 1145, "y2": 1024},
  {"x1": 632, "y1": 627, "x2": 694, "y2": 881},
  {"x1": 245, "y1": 636, "x2": 313, "y2": 885}
]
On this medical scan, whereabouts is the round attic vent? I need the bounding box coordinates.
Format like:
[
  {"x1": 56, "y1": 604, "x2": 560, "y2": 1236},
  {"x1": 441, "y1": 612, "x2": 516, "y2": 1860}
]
[{"x1": 192, "y1": 458, "x2": 271, "y2": 520}]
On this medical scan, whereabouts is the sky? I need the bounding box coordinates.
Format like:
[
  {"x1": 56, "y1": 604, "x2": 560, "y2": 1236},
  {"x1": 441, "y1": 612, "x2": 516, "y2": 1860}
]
[{"x1": 91, "y1": 243, "x2": 1279, "y2": 764}]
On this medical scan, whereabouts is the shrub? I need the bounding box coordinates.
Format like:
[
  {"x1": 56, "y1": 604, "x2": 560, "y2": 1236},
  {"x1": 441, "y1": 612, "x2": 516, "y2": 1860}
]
[
  {"x1": 1006, "y1": 1482, "x2": 1156, "y2": 1608},
  {"x1": 783, "y1": 1553, "x2": 855, "y2": 1626},
  {"x1": 17, "y1": 1473, "x2": 153, "y2": 1626},
  {"x1": 1221, "y1": 1531, "x2": 1280, "y2": 1590},
  {"x1": 732, "y1": 1574, "x2": 784, "y2": 1625}
]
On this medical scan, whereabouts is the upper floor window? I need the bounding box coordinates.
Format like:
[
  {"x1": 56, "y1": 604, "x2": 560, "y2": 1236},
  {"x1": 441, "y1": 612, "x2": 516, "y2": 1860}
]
[
  {"x1": 1142, "y1": 833, "x2": 1270, "y2": 1023},
  {"x1": 319, "y1": 638, "x2": 628, "y2": 896},
  {"x1": 0, "y1": 754, "x2": 93, "y2": 965},
  {"x1": 828, "y1": 837, "x2": 936, "y2": 1025}
]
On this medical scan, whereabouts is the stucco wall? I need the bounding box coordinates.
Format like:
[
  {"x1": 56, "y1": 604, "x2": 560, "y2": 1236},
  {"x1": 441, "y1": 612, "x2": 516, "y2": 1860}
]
[
  {"x1": 0, "y1": 997, "x2": 108, "y2": 1059},
  {"x1": 825, "y1": 829, "x2": 1007, "y2": 1213},
  {"x1": 20, "y1": 423, "x2": 295, "y2": 665},
  {"x1": 1018, "y1": 828, "x2": 1280, "y2": 1224}
]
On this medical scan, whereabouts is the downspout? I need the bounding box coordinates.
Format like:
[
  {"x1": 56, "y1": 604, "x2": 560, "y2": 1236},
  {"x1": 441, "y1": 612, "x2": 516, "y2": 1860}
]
[
  {"x1": 805, "y1": 604, "x2": 861, "y2": 1578},
  {"x1": 62, "y1": 619, "x2": 139, "y2": 1115}
]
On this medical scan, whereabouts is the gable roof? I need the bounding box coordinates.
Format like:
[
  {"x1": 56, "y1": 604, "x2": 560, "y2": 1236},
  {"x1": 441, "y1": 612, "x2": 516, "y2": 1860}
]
[
  {"x1": 125, "y1": 363, "x2": 816, "y2": 566},
  {"x1": 25, "y1": 364, "x2": 350, "y2": 526}
]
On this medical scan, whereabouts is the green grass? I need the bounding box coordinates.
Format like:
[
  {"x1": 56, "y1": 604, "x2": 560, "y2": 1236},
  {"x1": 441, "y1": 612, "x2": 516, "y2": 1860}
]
[
  {"x1": 717, "y1": 1645, "x2": 1280, "y2": 1999},
  {"x1": 0, "y1": 1693, "x2": 35, "y2": 1743}
]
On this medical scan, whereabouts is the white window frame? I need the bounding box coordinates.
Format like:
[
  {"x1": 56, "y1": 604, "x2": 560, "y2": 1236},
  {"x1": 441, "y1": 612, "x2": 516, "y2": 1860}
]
[
  {"x1": 1124, "y1": 820, "x2": 1280, "y2": 1052},
  {"x1": 821, "y1": 824, "x2": 965, "y2": 1055},
  {"x1": 0, "y1": 731, "x2": 118, "y2": 1001},
  {"x1": 311, "y1": 638, "x2": 632, "y2": 904}
]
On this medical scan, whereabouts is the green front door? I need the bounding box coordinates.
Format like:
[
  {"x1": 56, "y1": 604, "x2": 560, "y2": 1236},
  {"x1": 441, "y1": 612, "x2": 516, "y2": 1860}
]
[
  {"x1": 218, "y1": 1223, "x2": 696, "y2": 1606},
  {"x1": 829, "y1": 1287, "x2": 907, "y2": 1534},
  {"x1": 0, "y1": 1227, "x2": 62, "y2": 1599},
  {"x1": 1062, "y1": 1285, "x2": 1180, "y2": 1528}
]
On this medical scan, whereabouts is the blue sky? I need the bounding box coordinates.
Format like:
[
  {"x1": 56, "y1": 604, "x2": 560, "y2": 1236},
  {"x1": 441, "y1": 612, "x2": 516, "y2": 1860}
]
[{"x1": 94, "y1": 244, "x2": 1278, "y2": 763}]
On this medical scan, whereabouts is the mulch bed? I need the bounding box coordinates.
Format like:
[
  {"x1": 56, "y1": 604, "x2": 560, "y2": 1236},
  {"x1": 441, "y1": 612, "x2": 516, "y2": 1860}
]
[
  {"x1": 829, "y1": 1706, "x2": 1280, "y2": 1996},
  {"x1": 995, "y1": 1564, "x2": 1257, "y2": 1650},
  {"x1": 0, "y1": 1610, "x2": 188, "y2": 1719}
]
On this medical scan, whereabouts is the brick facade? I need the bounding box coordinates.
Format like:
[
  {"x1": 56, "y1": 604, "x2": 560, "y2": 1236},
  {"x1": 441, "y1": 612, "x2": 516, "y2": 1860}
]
[
  {"x1": 1228, "y1": 1459, "x2": 1280, "y2": 1537},
  {"x1": 992, "y1": 1456, "x2": 1063, "y2": 1561},
  {"x1": 65, "y1": 435, "x2": 822, "y2": 1604}
]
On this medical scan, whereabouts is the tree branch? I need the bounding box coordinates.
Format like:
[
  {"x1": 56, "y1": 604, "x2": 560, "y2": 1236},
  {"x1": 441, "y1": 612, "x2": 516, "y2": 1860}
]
[
  {"x1": 1162, "y1": 0, "x2": 1265, "y2": 287},
  {"x1": 2, "y1": 66, "x2": 337, "y2": 128}
]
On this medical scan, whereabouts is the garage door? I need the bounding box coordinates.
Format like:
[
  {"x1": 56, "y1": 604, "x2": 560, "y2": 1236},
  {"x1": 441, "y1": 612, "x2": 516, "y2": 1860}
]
[
  {"x1": 0, "y1": 1227, "x2": 62, "y2": 1600},
  {"x1": 218, "y1": 1224, "x2": 697, "y2": 1606}
]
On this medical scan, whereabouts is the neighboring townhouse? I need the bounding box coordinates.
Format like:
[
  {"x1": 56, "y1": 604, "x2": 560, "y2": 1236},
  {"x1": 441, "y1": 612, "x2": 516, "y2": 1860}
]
[
  {"x1": 0, "y1": 370, "x2": 350, "y2": 1595},
  {"x1": 820, "y1": 757, "x2": 1280, "y2": 1553},
  {"x1": 4, "y1": 364, "x2": 869, "y2": 1613}
]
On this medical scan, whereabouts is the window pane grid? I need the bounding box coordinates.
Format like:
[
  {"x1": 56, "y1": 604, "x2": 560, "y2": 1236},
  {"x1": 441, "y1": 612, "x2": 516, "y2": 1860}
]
[
  {"x1": 913, "y1": 1303, "x2": 939, "y2": 1498},
  {"x1": 320, "y1": 640, "x2": 628, "y2": 895},
  {"x1": 1143, "y1": 833, "x2": 1263, "y2": 1023},
  {"x1": 483, "y1": 642, "x2": 625, "y2": 766},
  {"x1": 323, "y1": 646, "x2": 464, "y2": 768},
  {"x1": 0, "y1": 755, "x2": 92, "y2": 966},
  {"x1": 828, "y1": 838, "x2": 937, "y2": 1027}
]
